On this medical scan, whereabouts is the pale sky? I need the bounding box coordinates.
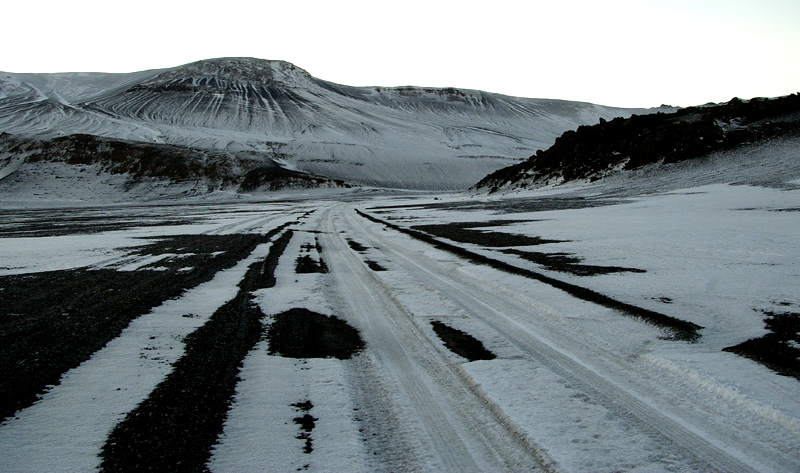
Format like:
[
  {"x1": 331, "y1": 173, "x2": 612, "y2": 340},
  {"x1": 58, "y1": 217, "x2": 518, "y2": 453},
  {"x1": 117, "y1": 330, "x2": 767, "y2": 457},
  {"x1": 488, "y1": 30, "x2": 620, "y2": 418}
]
[{"x1": 3, "y1": 0, "x2": 798, "y2": 107}]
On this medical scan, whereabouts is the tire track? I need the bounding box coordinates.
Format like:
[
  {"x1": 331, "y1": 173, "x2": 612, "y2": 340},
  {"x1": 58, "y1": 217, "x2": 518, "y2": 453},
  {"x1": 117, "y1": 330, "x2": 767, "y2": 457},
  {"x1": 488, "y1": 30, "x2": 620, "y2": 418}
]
[
  {"x1": 202, "y1": 210, "x2": 294, "y2": 235},
  {"x1": 348, "y1": 205, "x2": 790, "y2": 473},
  {"x1": 356, "y1": 209, "x2": 701, "y2": 341}
]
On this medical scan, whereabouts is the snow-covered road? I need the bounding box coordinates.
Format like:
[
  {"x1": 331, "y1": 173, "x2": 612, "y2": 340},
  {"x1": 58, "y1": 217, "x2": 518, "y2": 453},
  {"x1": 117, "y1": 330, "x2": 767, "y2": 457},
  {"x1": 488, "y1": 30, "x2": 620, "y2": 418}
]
[
  {"x1": 319, "y1": 205, "x2": 549, "y2": 471},
  {"x1": 1, "y1": 192, "x2": 799, "y2": 472},
  {"x1": 332, "y1": 203, "x2": 799, "y2": 472}
]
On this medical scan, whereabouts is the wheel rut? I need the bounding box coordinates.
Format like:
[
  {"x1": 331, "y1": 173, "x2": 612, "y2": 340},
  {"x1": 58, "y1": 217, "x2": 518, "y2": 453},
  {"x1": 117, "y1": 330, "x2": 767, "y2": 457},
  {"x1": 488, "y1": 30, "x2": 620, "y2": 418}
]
[
  {"x1": 320, "y1": 206, "x2": 552, "y2": 472},
  {"x1": 347, "y1": 205, "x2": 777, "y2": 473}
]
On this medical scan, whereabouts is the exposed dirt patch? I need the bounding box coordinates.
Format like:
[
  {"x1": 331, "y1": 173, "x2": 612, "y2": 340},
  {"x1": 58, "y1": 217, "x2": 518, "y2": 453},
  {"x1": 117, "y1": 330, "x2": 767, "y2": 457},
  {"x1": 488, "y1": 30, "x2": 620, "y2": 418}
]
[
  {"x1": 295, "y1": 255, "x2": 329, "y2": 273},
  {"x1": 292, "y1": 400, "x2": 317, "y2": 454},
  {"x1": 0, "y1": 231, "x2": 289, "y2": 422},
  {"x1": 267, "y1": 308, "x2": 365, "y2": 360},
  {"x1": 343, "y1": 238, "x2": 385, "y2": 271},
  {"x1": 430, "y1": 321, "x2": 496, "y2": 361},
  {"x1": 723, "y1": 311, "x2": 800, "y2": 380},
  {"x1": 346, "y1": 239, "x2": 369, "y2": 252},
  {"x1": 413, "y1": 222, "x2": 562, "y2": 247},
  {"x1": 358, "y1": 209, "x2": 702, "y2": 342},
  {"x1": 504, "y1": 248, "x2": 645, "y2": 276},
  {"x1": 99, "y1": 230, "x2": 294, "y2": 473},
  {"x1": 296, "y1": 236, "x2": 328, "y2": 273},
  {"x1": 365, "y1": 260, "x2": 387, "y2": 272}
]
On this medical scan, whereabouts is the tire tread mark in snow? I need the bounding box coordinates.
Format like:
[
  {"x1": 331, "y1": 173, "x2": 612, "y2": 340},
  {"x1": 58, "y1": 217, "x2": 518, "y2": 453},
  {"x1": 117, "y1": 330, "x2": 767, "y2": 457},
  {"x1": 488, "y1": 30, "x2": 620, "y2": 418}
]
[
  {"x1": 324, "y1": 210, "x2": 555, "y2": 472},
  {"x1": 356, "y1": 209, "x2": 701, "y2": 341},
  {"x1": 99, "y1": 228, "x2": 294, "y2": 473},
  {"x1": 351, "y1": 208, "x2": 766, "y2": 473}
]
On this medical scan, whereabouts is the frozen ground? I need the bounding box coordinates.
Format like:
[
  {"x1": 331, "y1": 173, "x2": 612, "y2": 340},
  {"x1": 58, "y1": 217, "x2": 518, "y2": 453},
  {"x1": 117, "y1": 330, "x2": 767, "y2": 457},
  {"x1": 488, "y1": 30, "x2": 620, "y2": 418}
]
[{"x1": 1, "y1": 155, "x2": 800, "y2": 471}]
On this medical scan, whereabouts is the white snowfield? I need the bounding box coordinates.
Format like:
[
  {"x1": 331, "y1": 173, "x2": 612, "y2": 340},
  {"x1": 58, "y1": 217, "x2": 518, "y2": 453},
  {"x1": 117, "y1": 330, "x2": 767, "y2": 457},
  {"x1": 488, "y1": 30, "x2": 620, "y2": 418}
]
[
  {"x1": 0, "y1": 58, "x2": 665, "y2": 190},
  {"x1": 1, "y1": 167, "x2": 799, "y2": 472}
]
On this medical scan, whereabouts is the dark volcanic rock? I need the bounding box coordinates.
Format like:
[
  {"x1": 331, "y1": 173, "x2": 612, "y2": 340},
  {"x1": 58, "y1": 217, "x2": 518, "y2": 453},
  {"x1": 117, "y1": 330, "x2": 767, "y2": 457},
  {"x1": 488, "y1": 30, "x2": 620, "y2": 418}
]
[
  {"x1": 475, "y1": 93, "x2": 800, "y2": 192},
  {"x1": 267, "y1": 308, "x2": 364, "y2": 360}
]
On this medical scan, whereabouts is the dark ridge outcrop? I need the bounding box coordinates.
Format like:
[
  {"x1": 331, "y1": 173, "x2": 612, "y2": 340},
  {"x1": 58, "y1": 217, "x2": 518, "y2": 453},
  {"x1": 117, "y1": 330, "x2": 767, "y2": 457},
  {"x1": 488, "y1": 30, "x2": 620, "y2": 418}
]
[
  {"x1": 0, "y1": 133, "x2": 347, "y2": 193},
  {"x1": 474, "y1": 93, "x2": 800, "y2": 193}
]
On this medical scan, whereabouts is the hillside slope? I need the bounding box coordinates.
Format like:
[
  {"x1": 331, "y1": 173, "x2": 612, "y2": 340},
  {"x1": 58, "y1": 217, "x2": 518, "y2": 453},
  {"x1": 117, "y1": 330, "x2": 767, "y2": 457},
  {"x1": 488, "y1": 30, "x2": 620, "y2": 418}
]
[
  {"x1": 0, "y1": 133, "x2": 346, "y2": 204},
  {"x1": 0, "y1": 58, "x2": 661, "y2": 190},
  {"x1": 474, "y1": 94, "x2": 800, "y2": 193}
]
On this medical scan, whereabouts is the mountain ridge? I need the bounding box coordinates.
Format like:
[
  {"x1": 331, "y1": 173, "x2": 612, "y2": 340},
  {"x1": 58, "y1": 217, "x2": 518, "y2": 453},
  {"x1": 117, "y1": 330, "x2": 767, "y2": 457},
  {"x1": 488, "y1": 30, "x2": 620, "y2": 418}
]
[{"x1": 0, "y1": 57, "x2": 666, "y2": 194}]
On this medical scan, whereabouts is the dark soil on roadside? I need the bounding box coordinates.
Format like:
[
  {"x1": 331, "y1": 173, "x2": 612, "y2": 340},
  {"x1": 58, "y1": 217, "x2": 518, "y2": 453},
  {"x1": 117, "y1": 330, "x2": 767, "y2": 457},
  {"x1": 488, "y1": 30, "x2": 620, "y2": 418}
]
[
  {"x1": 357, "y1": 209, "x2": 702, "y2": 342},
  {"x1": 368, "y1": 196, "x2": 627, "y2": 214},
  {"x1": 365, "y1": 260, "x2": 387, "y2": 271},
  {"x1": 99, "y1": 230, "x2": 294, "y2": 473},
  {"x1": 0, "y1": 232, "x2": 282, "y2": 422},
  {"x1": 296, "y1": 235, "x2": 328, "y2": 273},
  {"x1": 430, "y1": 321, "x2": 495, "y2": 361},
  {"x1": 413, "y1": 221, "x2": 561, "y2": 247},
  {"x1": 292, "y1": 400, "x2": 317, "y2": 454},
  {"x1": 724, "y1": 311, "x2": 800, "y2": 380},
  {"x1": 346, "y1": 239, "x2": 369, "y2": 252},
  {"x1": 267, "y1": 308, "x2": 365, "y2": 360},
  {"x1": 504, "y1": 248, "x2": 645, "y2": 276}
]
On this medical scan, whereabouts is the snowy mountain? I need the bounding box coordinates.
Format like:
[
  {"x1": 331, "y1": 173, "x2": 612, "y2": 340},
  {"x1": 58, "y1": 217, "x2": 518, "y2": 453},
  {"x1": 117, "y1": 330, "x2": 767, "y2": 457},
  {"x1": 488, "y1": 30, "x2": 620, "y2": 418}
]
[{"x1": 0, "y1": 57, "x2": 663, "y2": 194}]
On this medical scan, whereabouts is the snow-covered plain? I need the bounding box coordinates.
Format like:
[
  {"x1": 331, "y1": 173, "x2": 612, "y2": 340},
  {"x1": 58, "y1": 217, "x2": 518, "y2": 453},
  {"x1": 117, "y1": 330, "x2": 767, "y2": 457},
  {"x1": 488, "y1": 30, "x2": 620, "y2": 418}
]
[{"x1": 1, "y1": 140, "x2": 800, "y2": 471}]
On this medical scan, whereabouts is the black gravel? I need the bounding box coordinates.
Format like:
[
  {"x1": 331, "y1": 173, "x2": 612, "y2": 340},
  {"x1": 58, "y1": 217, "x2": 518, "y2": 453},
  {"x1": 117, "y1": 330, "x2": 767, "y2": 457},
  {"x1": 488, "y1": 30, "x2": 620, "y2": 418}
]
[
  {"x1": 430, "y1": 321, "x2": 495, "y2": 361},
  {"x1": 723, "y1": 311, "x2": 800, "y2": 380},
  {"x1": 368, "y1": 196, "x2": 628, "y2": 214},
  {"x1": 296, "y1": 236, "x2": 328, "y2": 273},
  {"x1": 296, "y1": 254, "x2": 329, "y2": 273},
  {"x1": 99, "y1": 230, "x2": 293, "y2": 473},
  {"x1": 346, "y1": 239, "x2": 369, "y2": 252},
  {"x1": 292, "y1": 400, "x2": 317, "y2": 454},
  {"x1": 504, "y1": 248, "x2": 646, "y2": 276},
  {"x1": 365, "y1": 260, "x2": 387, "y2": 272},
  {"x1": 412, "y1": 222, "x2": 562, "y2": 247},
  {"x1": 0, "y1": 232, "x2": 280, "y2": 422},
  {"x1": 267, "y1": 308, "x2": 365, "y2": 360}
]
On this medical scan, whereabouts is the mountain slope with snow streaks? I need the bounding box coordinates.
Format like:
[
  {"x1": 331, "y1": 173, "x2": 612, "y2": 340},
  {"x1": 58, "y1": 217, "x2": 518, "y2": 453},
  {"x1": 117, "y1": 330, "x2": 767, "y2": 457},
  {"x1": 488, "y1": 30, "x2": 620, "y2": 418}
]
[{"x1": 0, "y1": 58, "x2": 664, "y2": 190}]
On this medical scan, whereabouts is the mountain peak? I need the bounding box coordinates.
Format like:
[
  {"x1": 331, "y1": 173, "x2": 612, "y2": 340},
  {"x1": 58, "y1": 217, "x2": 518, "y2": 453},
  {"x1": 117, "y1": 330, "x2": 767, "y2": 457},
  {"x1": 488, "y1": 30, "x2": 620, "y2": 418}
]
[{"x1": 142, "y1": 57, "x2": 314, "y2": 89}]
